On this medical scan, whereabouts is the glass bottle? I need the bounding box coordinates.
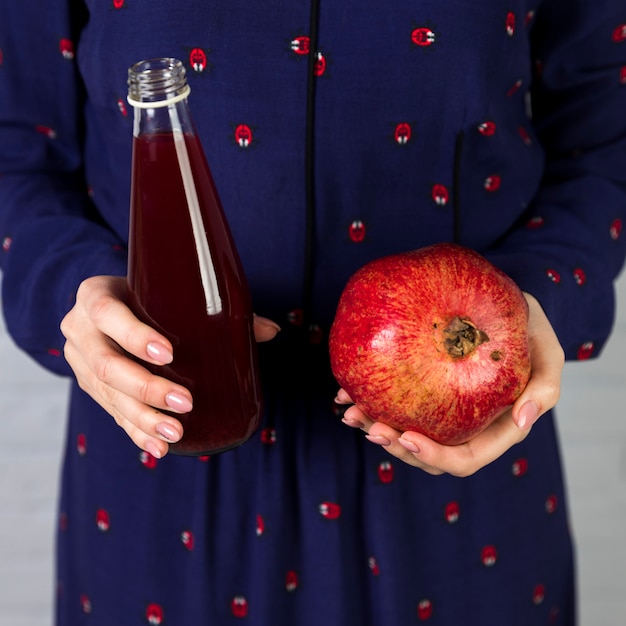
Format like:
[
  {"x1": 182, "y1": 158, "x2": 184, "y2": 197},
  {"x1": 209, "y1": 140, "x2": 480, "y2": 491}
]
[{"x1": 126, "y1": 58, "x2": 262, "y2": 455}]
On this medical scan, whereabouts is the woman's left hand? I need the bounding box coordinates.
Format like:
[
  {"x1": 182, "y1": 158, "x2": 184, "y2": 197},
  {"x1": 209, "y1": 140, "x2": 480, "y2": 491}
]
[{"x1": 335, "y1": 293, "x2": 564, "y2": 477}]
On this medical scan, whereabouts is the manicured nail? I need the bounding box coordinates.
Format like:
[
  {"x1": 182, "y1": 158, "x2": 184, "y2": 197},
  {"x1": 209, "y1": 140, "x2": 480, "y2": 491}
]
[
  {"x1": 365, "y1": 434, "x2": 391, "y2": 446},
  {"x1": 517, "y1": 400, "x2": 538, "y2": 430},
  {"x1": 399, "y1": 436, "x2": 420, "y2": 454},
  {"x1": 254, "y1": 315, "x2": 281, "y2": 332},
  {"x1": 342, "y1": 416, "x2": 365, "y2": 429},
  {"x1": 156, "y1": 422, "x2": 181, "y2": 443},
  {"x1": 165, "y1": 392, "x2": 193, "y2": 413},
  {"x1": 145, "y1": 441, "x2": 162, "y2": 459},
  {"x1": 147, "y1": 341, "x2": 173, "y2": 364}
]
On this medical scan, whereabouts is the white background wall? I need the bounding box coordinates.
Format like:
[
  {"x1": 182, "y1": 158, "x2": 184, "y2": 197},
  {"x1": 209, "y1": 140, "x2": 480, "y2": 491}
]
[{"x1": 1, "y1": 272, "x2": 625, "y2": 625}]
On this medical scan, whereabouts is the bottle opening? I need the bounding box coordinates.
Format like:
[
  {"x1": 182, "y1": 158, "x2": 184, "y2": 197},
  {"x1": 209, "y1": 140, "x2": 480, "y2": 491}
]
[{"x1": 128, "y1": 58, "x2": 188, "y2": 104}]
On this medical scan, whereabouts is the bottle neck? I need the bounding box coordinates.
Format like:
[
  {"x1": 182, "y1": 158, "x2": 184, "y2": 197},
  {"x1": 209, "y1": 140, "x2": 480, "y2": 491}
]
[
  {"x1": 127, "y1": 58, "x2": 188, "y2": 105},
  {"x1": 127, "y1": 58, "x2": 194, "y2": 140}
]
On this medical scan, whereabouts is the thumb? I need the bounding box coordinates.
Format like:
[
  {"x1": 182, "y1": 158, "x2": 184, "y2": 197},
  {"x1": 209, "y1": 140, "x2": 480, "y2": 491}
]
[{"x1": 253, "y1": 314, "x2": 281, "y2": 342}]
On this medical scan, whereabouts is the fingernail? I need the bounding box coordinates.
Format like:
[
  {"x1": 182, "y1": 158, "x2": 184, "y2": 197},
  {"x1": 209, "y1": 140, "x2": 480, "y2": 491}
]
[
  {"x1": 147, "y1": 341, "x2": 173, "y2": 364},
  {"x1": 254, "y1": 315, "x2": 281, "y2": 332},
  {"x1": 165, "y1": 392, "x2": 193, "y2": 413},
  {"x1": 342, "y1": 416, "x2": 365, "y2": 429},
  {"x1": 145, "y1": 441, "x2": 162, "y2": 459},
  {"x1": 399, "y1": 436, "x2": 420, "y2": 453},
  {"x1": 365, "y1": 434, "x2": 391, "y2": 446},
  {"x1": 156, "y1": 422, "x2": 181, "y2": 443},
  {"x1": 517, "y1": 401, "x2": 539, "y2": 431}
]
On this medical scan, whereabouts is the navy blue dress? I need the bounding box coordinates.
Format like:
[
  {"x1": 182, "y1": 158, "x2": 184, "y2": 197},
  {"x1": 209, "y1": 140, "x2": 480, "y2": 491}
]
[{"x1": 1, "y1": 1, "x2": 626, "y2": 624}]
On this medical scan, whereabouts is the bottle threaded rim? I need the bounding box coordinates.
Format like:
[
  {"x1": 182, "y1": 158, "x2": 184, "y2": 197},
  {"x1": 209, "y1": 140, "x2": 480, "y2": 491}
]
[{"x1": 127, "y1": 58, "x2": 188, "y2": 103}]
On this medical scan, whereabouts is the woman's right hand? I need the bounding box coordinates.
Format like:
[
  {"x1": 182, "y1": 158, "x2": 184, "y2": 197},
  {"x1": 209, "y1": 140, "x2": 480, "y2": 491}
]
[{"x1": 60, "y1": 275, "x2": 279, "y2": 458}]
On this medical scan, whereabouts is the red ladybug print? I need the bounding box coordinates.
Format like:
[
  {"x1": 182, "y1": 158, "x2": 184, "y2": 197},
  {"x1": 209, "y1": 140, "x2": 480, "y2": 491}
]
[
  {"x1": 620, "y1": 66, "x2": 626, "y2": 84},
  {"x1": 146, "y1": 603, "x2": 164, "y2": 625},
  {"x1": 234, "y1": 124, "x2": 253, "y2": 148},
  {"x1": 319, "y1": 501, "x2": 341, "y2": 519},
  {"x1": 481, "y1": 545, "x2": 498, "y2": 567},
  {"x1": 231, "y1": 596, "x2": 249, "y2": 618},
  {"x1": 612, "y1": 24, "x2": 626, "y2": 43},
  {"x1": 533, "y1": 584, "x2": 546, "y2": 605},
  {"x1": 432, "y1": 184, "x2": 449, "y2": 206},
  {"x1": 291, "y1": 35, "x2": 310, "y2": 55},
  {"x1": 77, "y1": 433, "x2": 87, "y2": 456},
  {"x1": 505, "y1": 12, "x2": 516, "y2": 36},
  {"x1": 189, "y1": 48, "x2": 208, "y2": 73},
  {"x1": 411, "y1": 27, "x2": 437, "y2": 48},
  {"x1": 256, "y1": 514, "x2": 265, "y2": 536},
  {"x1": 308, "y1": 323, "x2": 323, "y2": 344},
  {"x1": 112, "y1": 0, "x2": 125, "y2": 8},
  {"x1": 287, "y1": 308, "x2": 304, "y2": 326},
  {"x1": 573, "y1": 268, "x2": 586, "y2": 286},
  {"x1": 59, "y1": 38, "x2": 74, "y2": 60},
  {"x1": 545, "y1": 494, "x2": 558, "y2": 514},
  {"x1": 577, "y1": 341, "x2": 594, "y2": 360},
  {"x1": 35, "y1": 125, "x2": 57, "y2": 139},
  {"x1": 512, "y1": 457, "x2": 529, "y2": 477},
  {"x1": 394, "y1": 122, "x2": 412, "y2": 145},
  {"x1": 198, "y1": 455, "x2": 211, "y2": 462},
  {"x1": 478, "y1": 120, "x2": 496, "y2": 136},
  {"x1": 549, "y1": 606, "x2": 561, "y2": 623},
  {"x1": 526, "y1": 215, "x2": 544, "y2": 229},
  {"x1": 349, "y1": 219, "x2": 366, "y2": 243},
  {"x1": 47, "y1": 347, "x2": 62, "y2": 357},
  {"x1": 314, "y1": 51, "x2": 327, "y2": 77},
  {"x1": 2, "y1": 236, "x2": 12, "y2": 251},
  {"x1": 546, "y1": 268, "x2": 561, "y2": 283},
  {"x1": 260, "y1": 427, "x2": 277, "y2": 444},
  {"x1": 285, "y1": 570, "x2": 299, "y2": 591},
  {"x1": 444, "y1": 500, "x2": 460, "y2": 524},
  {"x1": 525, "y1": 10, "x2": 536, "y2": 25},
  {"x1": 81, "y1": 594, "x2": 92, "y2": 614},
  {"x1": 117, "y1": 98, "x2": 128, "y2": 117},
  {"x1": 96, "y1": 509, "x2": 110, "y2": 532},
  {"x1": 140, "y1": 450, "x2": 158, "y2": 469},
  {"x1": 518, "y1": 126, "x2": 532, "y2": 146},
  {"x1": 507, "y1": 78, "x2": 523, "y2": 97},
  {"x1": 368, "y1": 556, "x2": 381, "y2": 576},
  {"x1": 610, "y1": 218, "x2": 622, "y2": 240},
  {"x1": 181, "y1": 530, "x2": 194, "y2": 550},
  {"x1": 377, "y1": 460, "x2": 394, "y2": 484},
  {"x1": 484, "y1": 175, "x2": 501, "y2": 192},
  {"x1": 417, "y1": 599, "x2": 433, "y2": 620}
]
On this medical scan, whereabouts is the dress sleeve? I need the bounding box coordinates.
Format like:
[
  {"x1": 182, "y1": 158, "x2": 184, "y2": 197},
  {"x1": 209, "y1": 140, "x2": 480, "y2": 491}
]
[
  {"x1": 485, "y1": 0, "x2": 626, "y2": 361},
  {"x1": 0, "y1": 1, "x2": 127, "y2": 376}
]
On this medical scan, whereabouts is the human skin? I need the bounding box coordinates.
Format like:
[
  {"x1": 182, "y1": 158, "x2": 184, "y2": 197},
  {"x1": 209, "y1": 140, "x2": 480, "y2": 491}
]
[
  {"x1": 61, "y1": 280, "x2": 563, "y2": 474},
  {"x1": 335, "y1": 293, "x2": 564, "y2": 477},
  {"x1": 60, "y1": 275, "x2": 280, "y2": 459}
]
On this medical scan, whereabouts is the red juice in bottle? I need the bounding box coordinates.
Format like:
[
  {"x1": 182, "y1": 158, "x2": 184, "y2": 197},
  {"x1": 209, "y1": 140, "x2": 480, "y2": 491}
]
[{"x1": 126, "y1": 58, "x2": 262, "y2": 455}]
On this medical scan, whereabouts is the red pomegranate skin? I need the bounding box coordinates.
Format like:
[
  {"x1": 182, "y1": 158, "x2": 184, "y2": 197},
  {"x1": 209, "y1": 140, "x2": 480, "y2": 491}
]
[{"x1": 329, "y1": 243, "x2": 531, "y2": 445}]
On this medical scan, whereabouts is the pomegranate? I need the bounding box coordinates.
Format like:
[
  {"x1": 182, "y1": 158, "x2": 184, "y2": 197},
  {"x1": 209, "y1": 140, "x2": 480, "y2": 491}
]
[{"x1": 329, "y1": 243, "x2": 531, "y2": 445}]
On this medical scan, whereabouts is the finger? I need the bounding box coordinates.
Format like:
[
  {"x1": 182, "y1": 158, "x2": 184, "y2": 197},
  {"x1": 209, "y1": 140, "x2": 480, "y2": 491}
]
[
  {"x1": 340, "y1": 403, "x2": 375, "y2": 429},
  {"x1": 253, "y1": 315, "x2": 281, "y2": 342},
  {"x1": 334, "y1": 388, "x2": 354, "y2": 404},
  {"x1": 70, "y1": 327, "x2": 192, "y2": 416},
  {"x1": 65, "y1": 342, "x2": 183, "y2": 456},
  {"x1": 397, "y1": 410, "x2": 528, "y2": 477},
  {"x1": 512, "y1": 295, "x2": 564, "y2": 430},
  {"x1": 96, "y1": 390, "x2": 179, "y2": 458},
  {"x1": 352, "y1": 419, "x2": 443, "y2": 474},
  {"x1": 76, "y1": 277, "x2": 174, "y2": 365}
]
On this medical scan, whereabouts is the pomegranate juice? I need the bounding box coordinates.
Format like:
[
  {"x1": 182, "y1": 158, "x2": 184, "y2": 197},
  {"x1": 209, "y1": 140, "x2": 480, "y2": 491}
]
[{"x1": 127, "y1": 131, "x2": 262, "y2": 455}]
